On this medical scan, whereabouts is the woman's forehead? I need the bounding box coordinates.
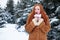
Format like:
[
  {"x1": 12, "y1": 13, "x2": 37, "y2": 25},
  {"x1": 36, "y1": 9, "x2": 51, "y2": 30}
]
[{"x1": 35, "y1": 6, "x2": 40, "y2": 9}]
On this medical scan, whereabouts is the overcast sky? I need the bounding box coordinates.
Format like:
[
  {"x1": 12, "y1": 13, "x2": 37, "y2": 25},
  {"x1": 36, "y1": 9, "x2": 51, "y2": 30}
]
[{"x1": 0, "y1": 0, "x2": 19, "y2": 8}]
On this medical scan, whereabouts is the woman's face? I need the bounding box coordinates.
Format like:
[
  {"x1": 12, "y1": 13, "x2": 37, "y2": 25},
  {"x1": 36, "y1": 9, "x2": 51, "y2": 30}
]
[{"x1": 35, "y1": 6, "x2": 40, "y2": 14}]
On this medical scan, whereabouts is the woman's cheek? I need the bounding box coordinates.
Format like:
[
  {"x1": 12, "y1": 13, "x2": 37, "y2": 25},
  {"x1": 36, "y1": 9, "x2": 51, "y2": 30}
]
[{"x1": 38, "y1": 10, "x2": 40, "y2": 13}]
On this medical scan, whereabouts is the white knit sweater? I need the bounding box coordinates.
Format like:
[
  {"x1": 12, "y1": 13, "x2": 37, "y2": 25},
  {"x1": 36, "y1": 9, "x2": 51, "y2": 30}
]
[{"x1": 32, "y1": 14, "x2": 43, "y2": 26}]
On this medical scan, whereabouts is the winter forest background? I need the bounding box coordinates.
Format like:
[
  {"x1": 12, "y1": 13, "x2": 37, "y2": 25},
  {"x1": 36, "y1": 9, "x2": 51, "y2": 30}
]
[{"x1": 0, "y1": 0, "x2": 60, "y2": 40}]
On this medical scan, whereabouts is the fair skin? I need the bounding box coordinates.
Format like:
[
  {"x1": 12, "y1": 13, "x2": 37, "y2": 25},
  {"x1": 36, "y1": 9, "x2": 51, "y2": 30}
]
[
  {"x1": 34, "y1": 6, "x2": 41, "y2": 22},
  {"x1": 32, "y1": 6, "x2": 43, "y2": 26},
  {"x1": 35, "y1": 6, "x2": 40, "y2": 14}
]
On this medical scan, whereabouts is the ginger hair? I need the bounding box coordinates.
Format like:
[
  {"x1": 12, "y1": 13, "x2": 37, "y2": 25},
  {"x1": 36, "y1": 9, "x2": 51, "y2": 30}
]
[{"x1": 27, "y1": 4, "x2": 49, "y2": 25}]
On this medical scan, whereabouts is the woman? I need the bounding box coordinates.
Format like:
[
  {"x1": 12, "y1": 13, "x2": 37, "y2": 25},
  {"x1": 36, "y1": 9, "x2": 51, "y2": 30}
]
[{"x1": 25, "y1": 4, "x2": 51, "y2": 40}]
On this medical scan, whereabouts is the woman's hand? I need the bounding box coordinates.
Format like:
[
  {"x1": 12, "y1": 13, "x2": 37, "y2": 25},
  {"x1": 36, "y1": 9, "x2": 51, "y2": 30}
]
[{"x1": 32, "y1": 18, "x2": 38, "y2": 26}]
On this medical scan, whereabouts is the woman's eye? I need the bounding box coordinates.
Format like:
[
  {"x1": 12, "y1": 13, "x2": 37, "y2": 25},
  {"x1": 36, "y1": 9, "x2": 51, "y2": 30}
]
[{"x1": 38, "y1": 9, "x2": 39, "y2": 10}]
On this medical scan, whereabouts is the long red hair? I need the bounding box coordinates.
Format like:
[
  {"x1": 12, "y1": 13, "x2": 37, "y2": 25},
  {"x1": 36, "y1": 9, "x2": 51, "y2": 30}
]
[{"x1": 27, "y1": 4, "x2": 49, "y2": 25}]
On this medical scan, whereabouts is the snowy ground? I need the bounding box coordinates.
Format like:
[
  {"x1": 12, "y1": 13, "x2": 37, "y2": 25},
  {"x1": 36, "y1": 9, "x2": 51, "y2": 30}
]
[{"x1": 0, "y1": 24, "x2": 29, "y2": 40}]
